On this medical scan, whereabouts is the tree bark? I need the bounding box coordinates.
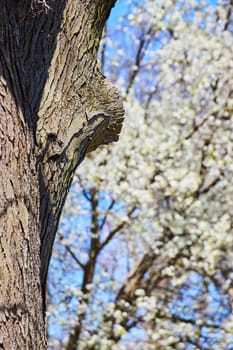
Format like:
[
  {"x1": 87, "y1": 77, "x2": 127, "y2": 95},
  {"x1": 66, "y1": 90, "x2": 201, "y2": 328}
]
[{"x1": 0, "y1": 1, "x2": 123, "y2": 348}]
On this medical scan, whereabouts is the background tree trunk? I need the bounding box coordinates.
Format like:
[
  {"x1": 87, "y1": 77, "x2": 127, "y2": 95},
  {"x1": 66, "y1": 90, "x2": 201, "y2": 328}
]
[{"x1": 0, "y1": 1, "x2": 123, "y2": 348}]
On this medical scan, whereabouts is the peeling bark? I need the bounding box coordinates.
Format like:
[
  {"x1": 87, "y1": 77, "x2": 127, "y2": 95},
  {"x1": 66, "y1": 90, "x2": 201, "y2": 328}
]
[{"x1": 0, "y1": 1, "x2": 123, "y2": 348}]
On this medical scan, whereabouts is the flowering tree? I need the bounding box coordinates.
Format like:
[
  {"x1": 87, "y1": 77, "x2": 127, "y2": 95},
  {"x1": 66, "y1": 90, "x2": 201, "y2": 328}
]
[{"x1": 48, "y1": 1, "x2": 233, "y2": 349}]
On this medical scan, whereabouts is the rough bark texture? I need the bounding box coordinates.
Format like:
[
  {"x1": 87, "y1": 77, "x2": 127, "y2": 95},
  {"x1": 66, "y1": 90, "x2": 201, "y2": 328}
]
[
  {"x1": 0, "y1": 1, "x2": 123, "y2": 348},
  {"x1": 0, "y1": 85, "x2": 45, "y2": 349}
]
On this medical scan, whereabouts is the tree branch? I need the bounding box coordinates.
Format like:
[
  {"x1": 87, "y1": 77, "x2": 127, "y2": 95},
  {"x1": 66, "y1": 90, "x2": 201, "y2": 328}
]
[
  {"x1": 65, "y1": 246, "x2": 85, "y2": 270},
  {"x1": 98, "y1": 198, "x2": 116, "y2": 230},
  {"x1": 36, "y1": 0, "x2": 124, "y2": 294},
  {"x1": 99, "y1": 206, "x2": 137, "y2": 250},
  {"x1": 126, "y1": 26, "x2": 154, "y2": 96}
]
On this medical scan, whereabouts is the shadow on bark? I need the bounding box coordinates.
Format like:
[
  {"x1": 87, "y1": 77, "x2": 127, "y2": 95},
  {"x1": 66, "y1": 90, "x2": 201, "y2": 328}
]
[{"x1": 0, "y1": 1, "x2": 66, "y2": 132}]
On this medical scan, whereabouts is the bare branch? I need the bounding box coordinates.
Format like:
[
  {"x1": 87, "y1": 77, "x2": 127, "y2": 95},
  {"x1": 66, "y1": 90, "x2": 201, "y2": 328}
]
[
  {"x1": 65, "y1": 246, "x2": 85, "y2": 270},
  {"x1": 99, "y1": 206, "x2": 137, "y2": 250},
  {"x1": 126, "y1": 26, "x2": 154, "y2": 96},
  {"x1": 98, "y1": 198, "x2": 115, "y2": 230}
]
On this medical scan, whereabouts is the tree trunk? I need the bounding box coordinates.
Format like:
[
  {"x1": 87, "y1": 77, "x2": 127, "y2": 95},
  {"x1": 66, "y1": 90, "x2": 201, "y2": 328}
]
[{"x1": 0, "y1": 1, "x2": 123, "y2": 348}]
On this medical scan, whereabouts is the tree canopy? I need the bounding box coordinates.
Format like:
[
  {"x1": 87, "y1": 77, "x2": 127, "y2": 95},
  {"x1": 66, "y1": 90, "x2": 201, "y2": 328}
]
[{"x1": 48, "y1": 1, "x2": 233, "y2": 349}]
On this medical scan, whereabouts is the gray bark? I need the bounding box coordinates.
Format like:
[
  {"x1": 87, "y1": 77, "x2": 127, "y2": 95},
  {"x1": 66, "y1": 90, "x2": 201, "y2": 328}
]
[{"x1": 0, "y1": 1, "x2": 123, "y2": 348}]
